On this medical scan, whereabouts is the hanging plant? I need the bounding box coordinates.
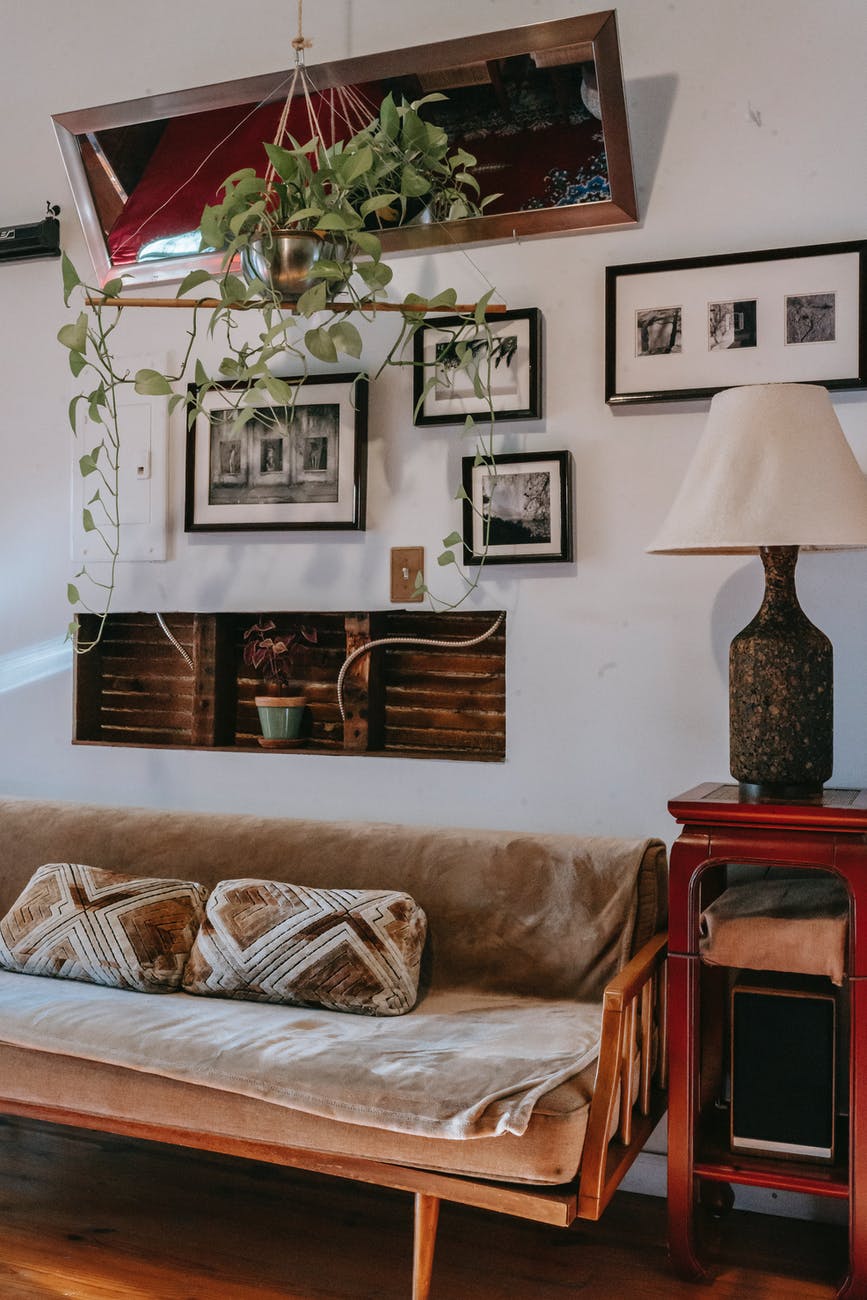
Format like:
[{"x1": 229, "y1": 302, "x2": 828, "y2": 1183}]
[{"x1": 60, "y1": 86, "x2": 505, "y2": 647}]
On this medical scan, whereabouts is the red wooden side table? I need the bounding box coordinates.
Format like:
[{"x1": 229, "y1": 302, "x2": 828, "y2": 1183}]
[{"x1": 666, "y1": 782, "x2": 867, "y2": 1298}]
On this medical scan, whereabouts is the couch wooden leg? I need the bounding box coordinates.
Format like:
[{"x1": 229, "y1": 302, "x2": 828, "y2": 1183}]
[{"x1": 412, "y1": 1192, "x2": 440, "y2": 1300}]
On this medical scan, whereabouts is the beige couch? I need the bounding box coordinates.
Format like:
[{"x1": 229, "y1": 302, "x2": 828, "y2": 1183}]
[{"x1": 0, "y1": 797, "x2": 668, "y2": 1298}]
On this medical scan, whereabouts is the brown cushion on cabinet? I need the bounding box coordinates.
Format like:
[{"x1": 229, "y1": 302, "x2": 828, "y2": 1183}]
[
  {"x1": 183, "y1": 878, "x2": 427, "y2": 1016},
  {"x1": 0, "y1": 862, "x2": 207, "y2": 993}
]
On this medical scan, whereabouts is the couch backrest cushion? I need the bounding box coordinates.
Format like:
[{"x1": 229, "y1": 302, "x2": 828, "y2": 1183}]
[{"x1": 0, "y1": 799, "x2": 666, "y2": 1001}]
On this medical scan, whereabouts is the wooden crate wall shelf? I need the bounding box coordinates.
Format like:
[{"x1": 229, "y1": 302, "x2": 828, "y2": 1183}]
[{"x1": 73, "y1": 611, "x2": 506, "y2": 762}]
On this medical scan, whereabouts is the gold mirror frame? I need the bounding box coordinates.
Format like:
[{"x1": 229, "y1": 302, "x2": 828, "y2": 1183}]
[{"x1": 52, "y1": 10, "x2": 636, "y2": 288}]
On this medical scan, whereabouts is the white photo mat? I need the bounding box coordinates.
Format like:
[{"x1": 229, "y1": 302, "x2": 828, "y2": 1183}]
[
  {"x1": 185, "y1": 377, "x2": 366, "y2": 531},
  {"x1": 606, "y1": 244, "x2": 865, "y2": 403}
]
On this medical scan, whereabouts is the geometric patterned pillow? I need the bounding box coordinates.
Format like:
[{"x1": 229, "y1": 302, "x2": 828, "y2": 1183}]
[
  {"x1": 0, "y1": 863, "x2": 208, "y2": 993},
  {"x1": 182, "y1": 878, "x2": 428, "y2": 1016}
]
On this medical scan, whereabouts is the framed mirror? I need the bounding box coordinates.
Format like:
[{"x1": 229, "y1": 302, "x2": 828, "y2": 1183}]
[{"x1": 53, "y1": 11, "x2": 637, "y2": 288}]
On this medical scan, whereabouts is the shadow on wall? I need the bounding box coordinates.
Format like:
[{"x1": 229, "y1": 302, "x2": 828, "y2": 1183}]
[{"x1": 625, "y1": 74, "x2": 679, "y2": 219}]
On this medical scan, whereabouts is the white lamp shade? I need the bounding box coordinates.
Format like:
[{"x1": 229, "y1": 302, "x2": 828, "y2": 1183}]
[{"x1": 647, "y1": 383, "x2": 867, "y2": 553}]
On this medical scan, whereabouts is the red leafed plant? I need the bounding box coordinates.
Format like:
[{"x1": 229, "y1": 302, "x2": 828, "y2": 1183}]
[{"x1": 242, "y1": 619, "x2": 318, "y2": 690}]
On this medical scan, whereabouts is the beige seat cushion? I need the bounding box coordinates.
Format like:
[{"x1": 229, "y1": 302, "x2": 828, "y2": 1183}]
[
  {"x1": 0, "y1": 1042, "x2": 597, "y2": 1185},
  {"x1": 0, "y1": 971, "x2": 601, "y2": 1142}
]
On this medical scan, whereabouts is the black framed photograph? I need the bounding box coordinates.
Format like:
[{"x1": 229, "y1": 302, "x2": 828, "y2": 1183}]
[
  {"x1": 185, "y1": 374, "x2": 367, "y2": 532},
  {"x1": 461, "y1": 450, "x2": 573, "y2": 565},
  {"x1": 605, "y1": 240, "x2": 867, "y2": 404},
  {"x1": 413, "y1": 308, "x2": 542, "y2": 425}
]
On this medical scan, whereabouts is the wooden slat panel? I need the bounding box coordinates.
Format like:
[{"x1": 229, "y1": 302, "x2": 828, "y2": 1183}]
[
  {"x1": 74, "y1": 610, "x2": 505, "y2": 760},
  {"x1": 385, "y1": 651, "x2": 504, "y2": 676},
  {"x1": 99, "y1": 708, "x2": 195, "y2": 729},
  {"x1": 100, "y1": 726, "x2": 191, "y2": 744},
  {"x1": 384, "y1": 727, "x2": 505, "y2": 755},
  {"x1": 385, "y1": 706, "x2": 504, "y2": 734}
]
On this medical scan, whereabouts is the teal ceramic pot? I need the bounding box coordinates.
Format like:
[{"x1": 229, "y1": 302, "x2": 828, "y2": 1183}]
[{"x1": 254, "y1": 694, "x2": 306, "y2": 748}]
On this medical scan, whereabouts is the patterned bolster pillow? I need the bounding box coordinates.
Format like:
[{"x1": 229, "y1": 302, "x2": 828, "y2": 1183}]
[
  {"x1": 183, "y1": 878, "x2": 428, "y2": 1016},
  {"x1": 0, "y1": 863, "x2": 208, "y2": 993}
]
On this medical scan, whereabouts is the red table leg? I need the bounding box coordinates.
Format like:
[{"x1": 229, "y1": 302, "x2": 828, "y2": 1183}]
[
  {"x1": 839, "y1": 975, "x2": 867, "y2": 1299},
  {"x1": 667, "y1": 951, "x2": 708, "y2": 1280}
]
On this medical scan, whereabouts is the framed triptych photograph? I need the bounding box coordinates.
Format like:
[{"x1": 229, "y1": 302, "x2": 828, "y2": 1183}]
[
  {"x1": 185, "y1": 374, "x2": 367, "y2": 532},
  {"x1": 605, "y1": 240, "x2": 866, "y2": 404}
]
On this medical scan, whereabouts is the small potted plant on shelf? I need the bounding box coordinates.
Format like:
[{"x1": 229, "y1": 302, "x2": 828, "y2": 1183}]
[{"x1": 243, "y1": 618, "x2": 319, "y2": 748}]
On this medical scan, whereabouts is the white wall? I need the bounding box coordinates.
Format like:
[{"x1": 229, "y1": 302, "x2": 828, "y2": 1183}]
[{"x1": 1, "y1": 0, "x2": 865, "y2": 845}]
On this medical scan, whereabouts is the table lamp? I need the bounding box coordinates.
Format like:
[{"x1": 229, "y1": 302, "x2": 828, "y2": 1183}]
[{"x1": 648, "y1": 383, "x2": 867, "y2": 800}]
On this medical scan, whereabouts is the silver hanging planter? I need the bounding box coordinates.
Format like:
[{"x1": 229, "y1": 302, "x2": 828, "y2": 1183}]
[{"x1": 241, "y1": 230, "x2": 347, "y2": 301}]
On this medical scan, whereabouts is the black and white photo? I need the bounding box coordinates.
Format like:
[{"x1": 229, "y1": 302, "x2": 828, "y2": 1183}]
[
  {"x1": 635, "y1": 306, "x2": 682, "y2": 356},
  {"x1": 461, "y1": 451, "x2": 573, "y2": 565},
  {"x1": 786, "y1": 293, "x2": 836, "y2": 344},
  {"x1": 185, "y1": 375, "x2": 367, "y2": 532},
  {"x1": 414, "y1": 308, "x2": 542, "y2": 424},
  {"x1": 708, "y1": 299, "x2": 757, "y2": 350}
]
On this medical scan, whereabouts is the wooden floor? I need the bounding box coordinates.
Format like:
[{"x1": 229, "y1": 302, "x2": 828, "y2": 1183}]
[{"x1": 0, "y1": 1116, "x2": 848, "y2": 1298}]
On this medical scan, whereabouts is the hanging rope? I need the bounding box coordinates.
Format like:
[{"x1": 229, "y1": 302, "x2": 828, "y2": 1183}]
[{"x1": 293, "y1": 0, "x2": 313, "y2": 57}]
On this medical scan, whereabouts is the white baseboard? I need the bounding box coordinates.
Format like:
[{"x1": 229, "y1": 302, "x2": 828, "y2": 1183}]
[{"x1": 619, "y1": 1150, "x2": 847, "y2": 1225}]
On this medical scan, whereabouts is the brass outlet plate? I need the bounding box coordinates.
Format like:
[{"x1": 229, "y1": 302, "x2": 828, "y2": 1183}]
[{"x1": 390, "y1": 547, "x2": 425, "y2": 603}]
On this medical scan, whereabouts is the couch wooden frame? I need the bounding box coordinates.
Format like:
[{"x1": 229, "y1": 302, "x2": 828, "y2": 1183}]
[{"x1": 0, "y1": 932, "x2": 667, "y2": 1298}]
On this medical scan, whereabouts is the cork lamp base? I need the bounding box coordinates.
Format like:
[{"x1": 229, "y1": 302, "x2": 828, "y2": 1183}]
[{"x1": 729, "y1": 546, "x2": 832, "y2": 801}]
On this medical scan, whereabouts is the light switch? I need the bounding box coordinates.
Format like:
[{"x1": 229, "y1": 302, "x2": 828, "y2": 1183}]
[{"x1": 390, "y1": 547, "x2": 425, "y2": 602}]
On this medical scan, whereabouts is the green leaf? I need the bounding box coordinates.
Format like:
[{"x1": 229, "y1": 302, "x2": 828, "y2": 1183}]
[
  {"x1": 102, "y1": 277, "x2": 124, "y2": 299},
  {"x1": 82, "y1": 509, "x2": 96, "y2": 533},
  {"x1": 379, "y1": 92, "x2": 400, "y2": 141},
  {"x1": 437, "y1": 549, "x2": 457, "y2": 567},
  {"x1": 428, "y1": 288, "x2": 458, "y2": 309},
  {"x1": 263, "y1": 141, "x2": 300, "y2": 182},
  {"x1": 296, "y1": 280, "x2": 327, "y2": 318},
  {"x1": 65, "y1": 620, "x2": 77, "y2": 643},
  {"x1": 474, "y1": 288, "x2": 494, "y2": 325},
  {"x1": 473, "y1": 451, "x2": 486, "y2": 467},
  {"x1": 194, "y1": 358, "x2": 210, "y2": 388},
  {"x1": 329, "y1": 320, "x2": 363, "y2": 359},
  {"x1": 58, "y1": 313, "x2": 88, "y2": 353},
  {"x1": 220, "y1": 273, "x2": 248, "y2": 303},
  {"x1": 168, "y1": 392, "x2": 186, "y2": 415},
  {"x1": 454, "y1": 485, "x2": 469, "y2": 500},
  {"x1": 262, "y1": 373, "x2": 296, "y2": 405},
  {"x1": 441, "y1": 531, "x2": 462, "y2": 547},
  {"x1": 400, "y1": 163, "x2": 432, "y2": 199},
  {"x1": 68, "y1": 394, "x2": 84, "y2": 434},
  {"x1": 79, "y1": 453, "x2": 97, "y2": 477},
  {"x1": 134, "y1": 368, "x2": 173, "y2": 396},
  {"x1": 177, "y1": 269, "x2": 213, "y2": 298},
  {"x1": 350, "y1": 230, "x2": 382, "y2": 259},
  {"x1": 315, "y1": 211, "x2": 351, "y2": 232},
  {"x1": 359, "y1": 191, "x2": 400, "y2": 218},
  {"x1": 67, "y1": 583, "x2": 80, "y2": 605},
  {"x1": 464, "y1": 415, "x2": 476, "y2": 433},
  {"x1": 68, "y1": 350, "x2": 86, "y2": 378},
  {"x1": 304, "y1": 326, "x2": 338, "y2": 364},
  {"x1": 357, "y1": 260, "x2": 393, "y2": 289},
  {"x1": 61, "y1": 252, "x2": 81, "y2": 307},
  {"x1": 342, "y1": 144, "x2": 373, "y2": 184}
]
